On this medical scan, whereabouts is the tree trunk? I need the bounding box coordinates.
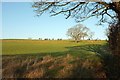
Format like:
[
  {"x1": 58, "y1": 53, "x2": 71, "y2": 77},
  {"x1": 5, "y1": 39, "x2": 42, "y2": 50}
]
[
  {"x1": 107, "y1": 3, "x2": 120, "y2": 78},
  {"x1": 75, "y1": 38, "x2": 78, "y2": 43},
  {"x1": 108, "y1": 2, "x2": 120, "y2": 56}
]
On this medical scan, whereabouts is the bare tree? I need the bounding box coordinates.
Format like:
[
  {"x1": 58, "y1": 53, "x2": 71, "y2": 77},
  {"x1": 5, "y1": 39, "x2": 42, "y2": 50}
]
[
  {"x1": 32, "y1": 1, "x2": 120, "y2": 78},
  {"x1": 88, "y1": 32, "x2": 94, "y2": 40},
  {"x1": 32, "y1": 1, "x2": 120, "y2": 24},
  {"x1": 32, "y1": 1, "x2": 120, "y2": 51},
  {"x1": 67, "y1": 24, "x2": 89, "y2": 42}
]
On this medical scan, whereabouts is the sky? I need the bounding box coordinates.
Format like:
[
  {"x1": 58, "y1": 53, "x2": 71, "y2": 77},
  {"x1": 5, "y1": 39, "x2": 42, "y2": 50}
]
[{"x1": 2, "y1": 2, "x2": 108, "y2": 40}]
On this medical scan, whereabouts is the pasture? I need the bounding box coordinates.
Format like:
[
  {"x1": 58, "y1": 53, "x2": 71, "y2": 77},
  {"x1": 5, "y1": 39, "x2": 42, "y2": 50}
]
[
  {"x1": 2, "y1": 39, "x2": 106, "y2": 55},
  {"x1": 2, "y1": 40, "x2": 110, "y2": 78}
]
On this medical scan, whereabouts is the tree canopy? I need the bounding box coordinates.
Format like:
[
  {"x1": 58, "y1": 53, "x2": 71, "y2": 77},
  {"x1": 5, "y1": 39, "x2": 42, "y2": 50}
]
[
  {"x1": 32, "y1": 1, "x2": 120, "y2": 24},
  {"x1": 66, "y1": 24, "x2": 92, "y2": 42}
]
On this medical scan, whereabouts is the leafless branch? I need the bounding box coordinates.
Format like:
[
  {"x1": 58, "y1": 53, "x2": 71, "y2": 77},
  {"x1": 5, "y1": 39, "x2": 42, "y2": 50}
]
[{"x1": 32, "y1": 1, "x2": 119, "y2": 23}]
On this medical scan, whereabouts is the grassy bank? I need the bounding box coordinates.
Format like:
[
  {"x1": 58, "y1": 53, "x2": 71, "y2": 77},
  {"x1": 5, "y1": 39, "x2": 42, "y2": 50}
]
[{"x1": 2, "y1": 40, "x2": 109, "y2": 78}]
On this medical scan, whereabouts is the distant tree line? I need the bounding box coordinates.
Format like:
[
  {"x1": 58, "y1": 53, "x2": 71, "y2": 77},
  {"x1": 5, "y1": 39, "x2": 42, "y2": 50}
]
[{"x1": 38, "y1": 38, "x2": 62, "y2": 40}]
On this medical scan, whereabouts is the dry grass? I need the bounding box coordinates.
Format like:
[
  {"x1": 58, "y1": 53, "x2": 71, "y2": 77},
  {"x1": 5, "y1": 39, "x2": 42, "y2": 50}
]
[{"x1": 2, "y1": 54, "x2": 106, "y2": 78}]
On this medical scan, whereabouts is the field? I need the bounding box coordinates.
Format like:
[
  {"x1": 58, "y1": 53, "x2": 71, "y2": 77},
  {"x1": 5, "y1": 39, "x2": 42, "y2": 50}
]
[
  {"x1": 2, "y1": 40, "x2": 106, "y2": 55},
  {"x1": 2, "y1": 40, "x2": 110, "y2": 78}
]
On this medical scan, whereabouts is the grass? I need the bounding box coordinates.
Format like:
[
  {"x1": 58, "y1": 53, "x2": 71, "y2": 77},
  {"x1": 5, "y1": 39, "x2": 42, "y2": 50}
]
[
  {"x1": 2, "y1": 39, "x2": 106, "y2": 55},
  {"x1": 2, "y1": 39, "x2": 109, "y2": 78}
]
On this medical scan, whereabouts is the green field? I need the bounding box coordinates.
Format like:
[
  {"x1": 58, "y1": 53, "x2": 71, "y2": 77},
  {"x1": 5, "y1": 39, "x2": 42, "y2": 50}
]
[
  {"x1": 2, "y1": 40, "x2": 110, "y2": 78},
  {"x1": 2, "y1": 40, "x2": 106, "y2": 55}
]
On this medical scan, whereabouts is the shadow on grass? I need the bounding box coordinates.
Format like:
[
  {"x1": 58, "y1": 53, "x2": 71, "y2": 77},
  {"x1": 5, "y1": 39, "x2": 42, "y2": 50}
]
[
  {"x1": 3, "y1": 43, "x2": 112, "y2": 78},
  {"x1": 2, "y1": 43, "x2": 109, "y2": 57}
]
